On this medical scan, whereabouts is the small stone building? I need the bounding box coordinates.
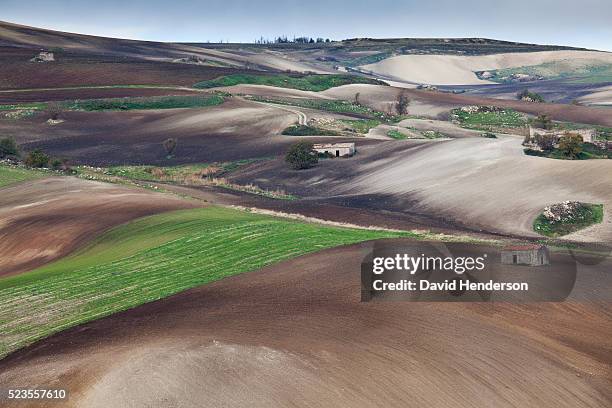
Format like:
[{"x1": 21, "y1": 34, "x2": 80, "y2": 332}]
[
  {"x1": 313, "y1": 142, "x2": 355, "y2": 158},
  {"x1": 501, "y1": 244, "x2": 550, "y2": 266},
  {"x1": 30, "y1": 51, "x2": 55, "y2": 63}
]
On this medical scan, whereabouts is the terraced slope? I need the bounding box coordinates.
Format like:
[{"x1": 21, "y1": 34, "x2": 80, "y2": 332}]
[{"x1": 0, "y1": 206, "x2": 405, "y2": 358}]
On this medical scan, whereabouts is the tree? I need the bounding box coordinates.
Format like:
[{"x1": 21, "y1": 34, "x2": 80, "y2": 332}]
[
  {"x1": 45, "y1": 102, "x2": 63, "y2": 121},
  {"x1": 558, "y1": 133, "x2": 583, "y2": 159},
  {"x1": 517, "y1": 89, "x2": 544, "y2": 103},
  {"x1": 533, "y1": 114, "x2": 553, "y2": 130},
  {"x1": 285, "y1": 141, "x2": 318, "y2": 170},
  {"x1": 24, "y1": 149, "x2": 50, "y2": 168},
  {"x1": 0, "y1": 137, "x2": 19, "y2": 158},
  {"x1": 162, "y1": 138, "x2": 178, "y2": 158},
  {"x1": 536, "y1": 134, "x2": 556, "y2": 152},
  {"x1": 396, "y1": 91, "x2": 410, "y2": 115}
]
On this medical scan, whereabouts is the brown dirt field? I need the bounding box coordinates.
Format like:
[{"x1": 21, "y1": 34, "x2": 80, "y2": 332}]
[
  {"x1": 0, "y1": 47, "x2": 254, "y2": 90},
  {"x1": 0, "y1": 97, "x2": 375, "y2": 165},
  {"x1": 0, "y1": 177, "x2": 198, "y2": 276},
  {"x1": 228, "y1": 137, "x2": 612, "y2": 243},
  {"x1": 0, "y1": 242, "x2": 609, "y2": 407},
  {"x1": 0, "y1": 87, "x2": 202, "y2": 104}
]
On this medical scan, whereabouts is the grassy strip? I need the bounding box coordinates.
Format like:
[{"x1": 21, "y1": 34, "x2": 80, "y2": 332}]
[
  {"x1": 452, "y1": 108, "x2": 527, "y2": 130},
  {"x1": 0, "y1": 164, "x2": 45, "y2": 188},
  {"x1": 282, "y1": 124, "x2": 341, "y2": 136},
  {"x1": 0, "y1": 95, "x2": 224, "y2": 112},
  {"x1": 387, "y1": 129, "x2": 407, "y2": 140},
  {"x1": 533, "y1": 204, "x2": 604, "y2": 237},
  {"x1": 524, "y1": 143, "x2": 611, "y2": 160},
  {"x1": 0, "y1": 206, "x2": 409, "y2": 358},
  {"x1": 75, "y1": 160, "x2": 297, "y2": 200},
  {"x1": 338, "y1": 119, "x2": 381, "y2": 134},
  {"x1": 193, "y1": 73, "x2": 385, "y2": 91},
  {"x1": 64, "y1": 94, "x2": 224, "y2": 111},
  {"x1": 247, "y1": 95, "x2": 403, "y2": 122}
]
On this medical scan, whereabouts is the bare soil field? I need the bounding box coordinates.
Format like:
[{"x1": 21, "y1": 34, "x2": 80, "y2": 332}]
[
  {"x1": 0, "y1": 177, "x2": 198, "y2": 276},
  {"x1": 0, "y1": 242, "x2": 609, "y2": 407},
  {"x1": 230, "y1": 137, "x2": 612, "y2": 242},
  {"x1": 0, "y1": 97, "x2": 375, "y2": 165},
  {"x1": 0, "y1": 21, "x2": 326, "y2": 75},
  {"x1": 0, "y1": 47, "x2": 255, "y2": 90},
  {"x1": 361, "y1": 51, "x2": 612, "y2": 85}
]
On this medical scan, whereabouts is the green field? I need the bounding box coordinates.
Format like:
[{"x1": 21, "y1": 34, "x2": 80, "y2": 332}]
[
  {"x1": 533, "y1": 203, "x2": 603, "y2": 237},
  {"x1": 193, "y1": 73, "x2": 385, "y2": 91},
  {"x1": 0, "y1": 165, "x2": 44, "y2": 188},
  {"x1": 247, "y1": 95, "x2": 401, "y2": 121},
  {"x1": 0, "y1": 94, "x2": 225, "y2": 113},
  {"x1": 0, "y1": 206, "x2": 410, "y2": 357},
  {"x1": 477, "y1": 62, "x2": 612, "y2": 84},
  {"x1": 387, "y1": 129, "x2": 407, "y2": 140},
  {"x1": 339, "y1": 119, "x2": 381, "y2": 134},
  {"x1": 452, "y1": 108, "x2": 527, "y2": 130},
  {"x1": 64, "y1": 94, "x2": 225, "y2": 111}
]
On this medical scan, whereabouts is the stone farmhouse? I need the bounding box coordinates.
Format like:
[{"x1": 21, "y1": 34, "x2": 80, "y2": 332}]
[
  {"x1": 313, "y1": 143, "x2": 355, "y2": 158},
  {"x1": 501, "y1": 244, "x2": 550, "y2": 266}
]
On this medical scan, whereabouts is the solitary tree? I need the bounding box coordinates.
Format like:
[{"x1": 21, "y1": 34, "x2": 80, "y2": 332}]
[
  {"x1": 533, "y1": 114, "x2": 553, "y2": 130},
  {"x1": 45, "y1": 102, "x2": 63, "y2": 121},
  {"x1": 285, "y1": 141, "x2": 318, "y2": 170},
  {"x1": 396, "y1": 91, "x2": 410, "y2": 115},
  {"x1": 162, "y1": 138, "x2": 178, "y2": 158},
  {"x1": 558, "y1": 133, "x2": 583, "y2": 159}
]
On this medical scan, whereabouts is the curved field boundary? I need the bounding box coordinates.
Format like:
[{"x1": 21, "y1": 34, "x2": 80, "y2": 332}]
[{"x1": 0, "y1": 206, "x2": 408, "y2": 359}]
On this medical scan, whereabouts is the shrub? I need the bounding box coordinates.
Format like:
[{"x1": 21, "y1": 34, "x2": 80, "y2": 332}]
[
  {"x1": 517, "y1": 89, "x2": 545, "y2": 103},
  {"x1": 24, "y1": 149, "x2": 50, "y2": 168},
  {"x1": 482, "y1": 132, "x2": 497, "y2": 138},
  {"x1": 162, "y1": 138, "x2": 178, "y2": 158},
  {"x1": 285, "y1": 141, "x2": 318, "y2": 170},
  {"x1": 0, "y1": 137, "x2": 19, "y2": 158},
  {"x1": 396, "y1": 91, "x2": 410, "y2": 115},
  {"x1": 533, "y1": 114, "x2": 553, "y2": 130},
  {"x1": 558, "y1": 133, "x2": 583, "y2": 159},
  {"x1": 536, "y1": 134, "x2": 556, "y2": 152}
]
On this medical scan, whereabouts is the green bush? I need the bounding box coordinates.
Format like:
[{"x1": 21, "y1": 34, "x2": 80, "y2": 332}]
[
  {"x1": 517, "y1": 89, "x2": 545, "y2": 102},
  {"x1": 482, "y1": 132, "x2": 497, "y2": 138},
  {"x1": 285, "y1": 141, "x2": 318, "y2": 170},
  {"x1": 0, "y1": 137, "x2": 19, "y2": 158},
  {"x1": 387, "y1": 129, "x2": 407, "y2": 140},
  {"x1": 558, "y1": 133, "x2": 583, "y2": 159},
  {"x1": 24, "y1": 149, "x2": 50, "y2": 168}
]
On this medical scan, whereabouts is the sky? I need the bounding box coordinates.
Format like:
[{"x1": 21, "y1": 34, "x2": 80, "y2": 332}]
[{"x1": 1, "y1": 0, "x2": 611, "y2": 51}]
